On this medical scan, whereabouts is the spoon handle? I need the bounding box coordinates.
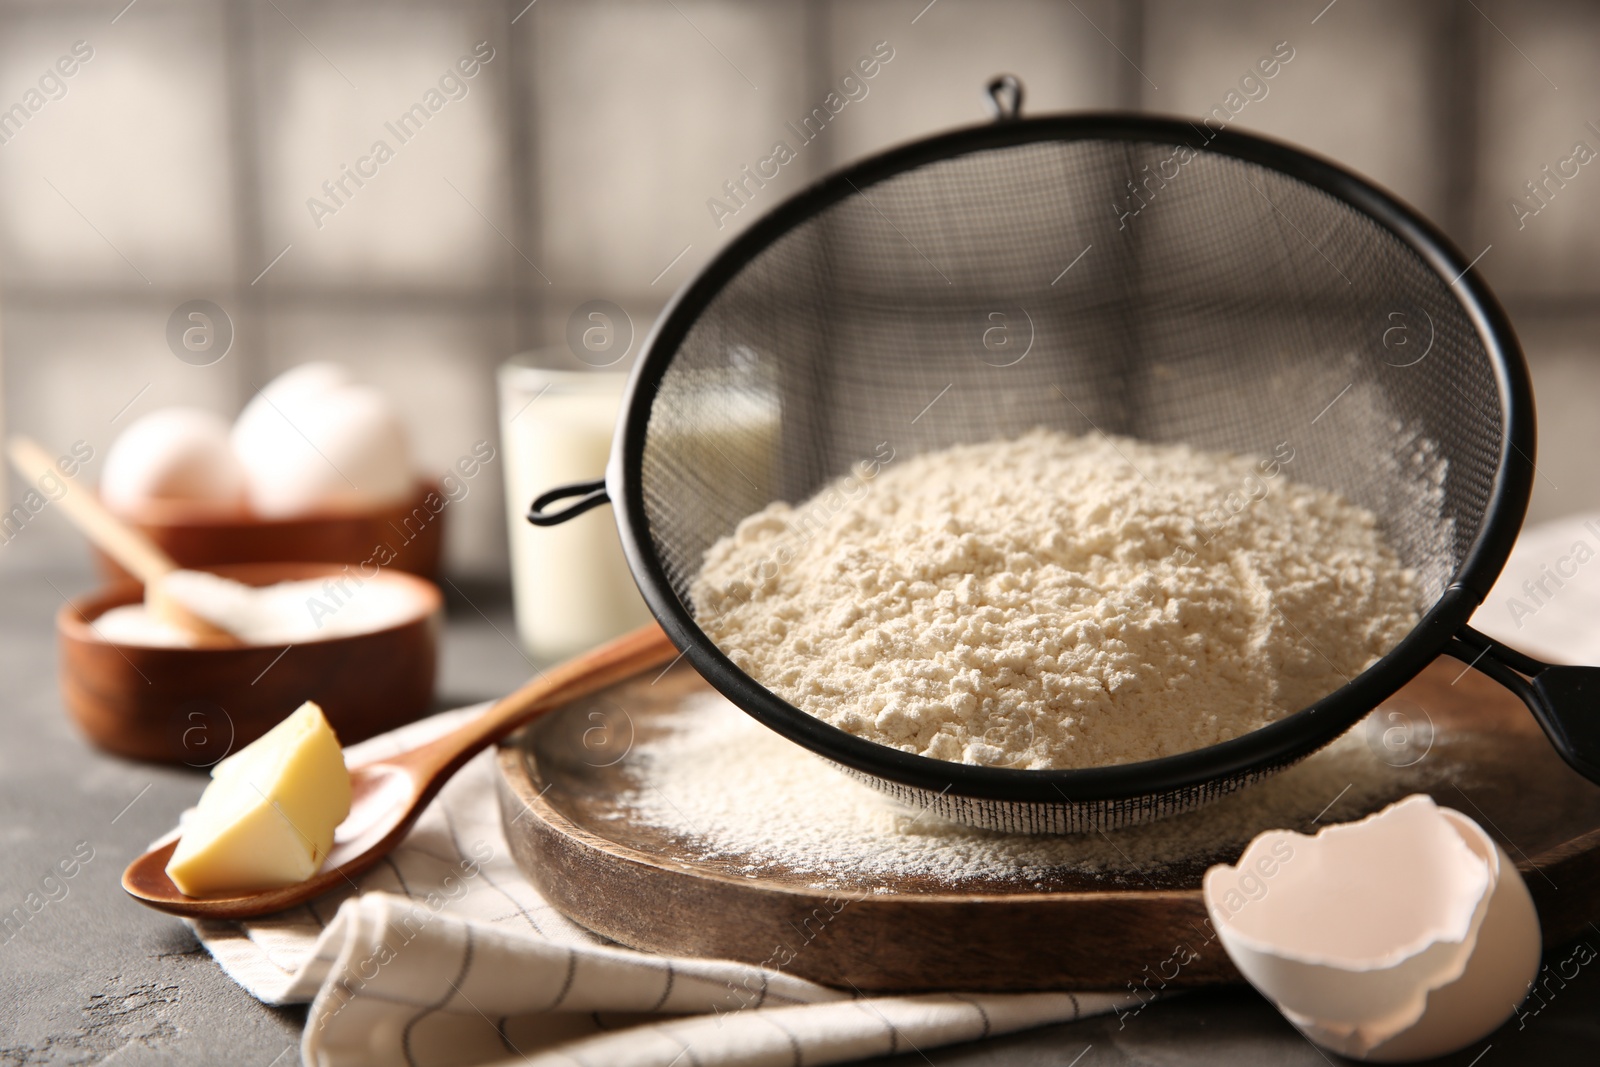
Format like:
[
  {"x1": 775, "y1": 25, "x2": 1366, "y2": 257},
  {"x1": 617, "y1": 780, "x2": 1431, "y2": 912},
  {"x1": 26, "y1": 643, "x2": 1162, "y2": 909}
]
[
  {"x1": 7, "y1": 435, "x2": 244, "y2": 645},
  {"x1": 5, "y1": 435, "x2": 180, "y2": 583},
  {"x1": 397, "y1": 623, "x2": 680, "y2": 781}
]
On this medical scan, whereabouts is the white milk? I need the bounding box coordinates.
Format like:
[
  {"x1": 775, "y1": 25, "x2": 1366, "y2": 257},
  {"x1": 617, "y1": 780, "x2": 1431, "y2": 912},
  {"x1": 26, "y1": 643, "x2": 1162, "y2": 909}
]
[
  {"x1": 500, "y1": 365, "x2": 652, "y2": 663},
  {"x1": 500, "y1": 358, "x2": 783, "y2": 664}
]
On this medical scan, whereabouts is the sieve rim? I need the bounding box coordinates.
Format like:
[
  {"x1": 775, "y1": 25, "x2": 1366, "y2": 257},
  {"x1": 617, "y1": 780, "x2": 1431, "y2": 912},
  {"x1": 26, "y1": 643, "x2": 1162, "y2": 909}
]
[{"x1": 610, "y1": 112, "x2": 1534, "y2": 804}]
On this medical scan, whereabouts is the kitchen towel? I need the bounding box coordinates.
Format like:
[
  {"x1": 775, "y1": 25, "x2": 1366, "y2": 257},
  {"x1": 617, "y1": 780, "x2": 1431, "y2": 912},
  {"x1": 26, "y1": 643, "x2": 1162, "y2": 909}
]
[
  {"x1": 1475, "y1": 509, "x2": 1600, "y2": 667},
  {"x1": 187, "y1": 707, "x2": 1137, "y2": 1067}
]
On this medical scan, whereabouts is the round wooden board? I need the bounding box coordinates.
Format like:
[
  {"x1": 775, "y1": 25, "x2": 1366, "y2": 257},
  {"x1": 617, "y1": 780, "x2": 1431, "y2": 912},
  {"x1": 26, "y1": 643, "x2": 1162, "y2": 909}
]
[{"x1": 495, "y1": 659, "x2": 1600, "y2": 994}]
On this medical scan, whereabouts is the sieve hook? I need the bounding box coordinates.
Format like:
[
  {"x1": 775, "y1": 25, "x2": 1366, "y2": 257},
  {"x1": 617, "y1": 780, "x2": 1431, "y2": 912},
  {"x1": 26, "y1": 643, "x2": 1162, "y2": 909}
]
[
  {"x1": 526, "y1": 478, "x2": 610, "y2": 526},
  {"x1": 985, "y1": 75, "x2": 1024, "y2": 121},
  {"x1": 1448, "y1": 625, "x2": 1600, "y2": 785}
]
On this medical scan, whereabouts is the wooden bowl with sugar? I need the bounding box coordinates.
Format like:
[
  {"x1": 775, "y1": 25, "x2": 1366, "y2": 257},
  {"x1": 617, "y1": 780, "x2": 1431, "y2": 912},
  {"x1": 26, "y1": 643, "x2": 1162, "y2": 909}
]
[
  {"x1": 90, "y1": 479, "x2": 447, "y2": 585},
  {"x1": 58, "y1": 562, "x2": 442, "y2": 765}
]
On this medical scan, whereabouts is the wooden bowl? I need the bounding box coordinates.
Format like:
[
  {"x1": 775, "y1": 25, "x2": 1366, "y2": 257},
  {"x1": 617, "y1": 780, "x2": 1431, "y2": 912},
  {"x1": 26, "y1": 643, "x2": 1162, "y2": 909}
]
[
  {"x1": 91, "y1": 480, "x2": 446, "y2": 583},
  {"x1": 58, "y1": 563, "x2": 442, "y2": 765}
]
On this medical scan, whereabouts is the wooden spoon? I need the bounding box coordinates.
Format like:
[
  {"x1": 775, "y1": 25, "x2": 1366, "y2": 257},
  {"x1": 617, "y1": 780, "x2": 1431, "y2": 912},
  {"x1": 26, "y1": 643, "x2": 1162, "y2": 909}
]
[
  {"x1": 6, "y1": 436, "x2": 240, "y2": 646},
  {"x1": 123, "y1": 622, "x2": 678, "y2": 918}
]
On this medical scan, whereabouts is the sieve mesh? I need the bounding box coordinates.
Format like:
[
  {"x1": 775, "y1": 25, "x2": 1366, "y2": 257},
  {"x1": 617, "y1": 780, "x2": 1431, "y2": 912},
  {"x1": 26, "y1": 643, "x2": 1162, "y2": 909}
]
[
  {"x1": 831, "y1": 760, "x2": 1281, "y2": 835},
  {"x1": 627, "y1": 128, "x2": 1513, "y2": 830}
]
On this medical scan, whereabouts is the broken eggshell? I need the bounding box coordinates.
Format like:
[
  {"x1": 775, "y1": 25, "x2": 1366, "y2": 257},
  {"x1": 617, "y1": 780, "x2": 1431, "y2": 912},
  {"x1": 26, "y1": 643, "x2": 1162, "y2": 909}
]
[{"x1": 1203, "y1": 794, "x2": 1540, "y2": 1062}]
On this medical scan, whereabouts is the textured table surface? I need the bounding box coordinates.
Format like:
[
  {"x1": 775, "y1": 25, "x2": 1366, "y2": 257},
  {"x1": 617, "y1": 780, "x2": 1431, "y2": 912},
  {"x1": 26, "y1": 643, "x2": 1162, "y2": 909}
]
[{"x1": 3, "y1": 563, "x2": 1597, "y2": 1066}]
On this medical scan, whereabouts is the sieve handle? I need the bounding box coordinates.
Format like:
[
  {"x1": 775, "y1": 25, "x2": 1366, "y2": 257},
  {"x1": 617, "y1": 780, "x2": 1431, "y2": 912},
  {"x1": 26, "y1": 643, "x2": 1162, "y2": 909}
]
[
  {"x1": 526, "y1": 478, "x2": 610, "y2": 526},
  {"x1": 985, "y1": 75, "x2": 1024, "y2": 121},
  {"x1": 1448, "y1": 626, "x2": 1600, "y2": 786}
]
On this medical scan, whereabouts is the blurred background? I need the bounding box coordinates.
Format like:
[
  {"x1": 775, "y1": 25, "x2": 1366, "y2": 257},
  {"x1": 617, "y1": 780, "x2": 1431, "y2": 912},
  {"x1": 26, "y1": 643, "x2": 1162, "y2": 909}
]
[{"x1": 1, "y1": 0, "x2": 1596, "y2": 580}]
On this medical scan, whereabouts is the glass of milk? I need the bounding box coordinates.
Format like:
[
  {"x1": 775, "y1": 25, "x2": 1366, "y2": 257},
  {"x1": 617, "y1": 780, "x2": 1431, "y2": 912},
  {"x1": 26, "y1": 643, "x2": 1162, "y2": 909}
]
[{"x1": 498, "y1": 348, "x2": 654, "y2": 664}]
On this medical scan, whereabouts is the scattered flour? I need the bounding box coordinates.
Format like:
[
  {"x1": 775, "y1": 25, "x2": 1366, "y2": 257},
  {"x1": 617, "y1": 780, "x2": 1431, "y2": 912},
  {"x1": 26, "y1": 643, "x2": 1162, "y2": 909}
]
[
  {"x1": 624, "y1": 694, "x2": 1430, "y2": 887},
  {"x1": 693, "y1": 429, "x2": 1421, "y2": 770}
]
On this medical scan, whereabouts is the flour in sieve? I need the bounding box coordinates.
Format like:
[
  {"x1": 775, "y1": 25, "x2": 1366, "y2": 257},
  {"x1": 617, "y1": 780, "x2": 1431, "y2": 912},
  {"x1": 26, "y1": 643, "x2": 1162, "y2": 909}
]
[
  {"x1": 623, "y1": 694, "x2": 1435, "y2": 888},
  {"x1": 693, "y1": 429, "x2": 1422, "y2": 770}
]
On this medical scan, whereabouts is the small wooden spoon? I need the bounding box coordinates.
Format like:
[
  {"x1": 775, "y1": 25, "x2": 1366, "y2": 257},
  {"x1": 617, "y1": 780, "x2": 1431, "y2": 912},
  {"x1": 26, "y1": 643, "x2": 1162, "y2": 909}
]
[
  {"x1": 123, "y1": 622, "x2": 678, "y2": 918},
  {"x1": 6, "y1": 436, "x2": 239, "y2": 646}
]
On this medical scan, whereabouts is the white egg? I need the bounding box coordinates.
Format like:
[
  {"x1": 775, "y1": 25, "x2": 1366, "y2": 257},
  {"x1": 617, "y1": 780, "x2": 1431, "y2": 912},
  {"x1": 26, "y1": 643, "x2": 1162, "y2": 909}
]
[
  {"x1": 1204, "y1": 794, "x2": 1541, "y2": 1062},
  {"x1": 101, "y1": 407, "x2": 247, "y2": 514},
  {"x1": 235, "y1": 381, "x2": 413, "y2": 518},
  {"x1": 231, "y1": 361, "x2": 355, "y2": 462}
]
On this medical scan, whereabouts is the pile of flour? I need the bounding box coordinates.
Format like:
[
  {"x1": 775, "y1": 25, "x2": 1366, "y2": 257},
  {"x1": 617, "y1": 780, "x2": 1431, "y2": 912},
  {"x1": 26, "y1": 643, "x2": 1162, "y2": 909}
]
[{"x1": 692, "y1": 429, "x2": 1420, "y2": 770}]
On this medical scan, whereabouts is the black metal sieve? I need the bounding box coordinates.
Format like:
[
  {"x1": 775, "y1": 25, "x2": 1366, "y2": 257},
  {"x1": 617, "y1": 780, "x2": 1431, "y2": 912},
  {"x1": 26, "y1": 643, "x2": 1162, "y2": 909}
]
[{"x1": 530, "y1": 81, "x2": 1600, "y2": 832}]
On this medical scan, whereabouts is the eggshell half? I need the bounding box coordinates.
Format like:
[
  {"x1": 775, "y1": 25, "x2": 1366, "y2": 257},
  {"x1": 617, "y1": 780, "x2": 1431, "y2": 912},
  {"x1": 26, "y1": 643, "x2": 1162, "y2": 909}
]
[
  {"x1": 1357, "y1": 810, "x2": 1541, "y2": 1061},
  {"x1": 1204, "y1": 794, "x2": 1541, "y2": 1062}
]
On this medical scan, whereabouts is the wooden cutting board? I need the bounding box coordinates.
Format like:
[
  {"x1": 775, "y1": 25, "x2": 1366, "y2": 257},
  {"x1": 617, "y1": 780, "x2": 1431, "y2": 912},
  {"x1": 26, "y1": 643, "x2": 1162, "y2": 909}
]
[{"x1": 494, "y1": 658, "x2": 1600, "y2": 993}]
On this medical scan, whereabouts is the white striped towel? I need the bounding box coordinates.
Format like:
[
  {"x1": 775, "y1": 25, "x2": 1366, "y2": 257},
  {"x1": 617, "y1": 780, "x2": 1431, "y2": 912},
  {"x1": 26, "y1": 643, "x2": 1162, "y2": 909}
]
[{"x1": 187, "y1": 706, "x2": 1138, "y2": 1067}]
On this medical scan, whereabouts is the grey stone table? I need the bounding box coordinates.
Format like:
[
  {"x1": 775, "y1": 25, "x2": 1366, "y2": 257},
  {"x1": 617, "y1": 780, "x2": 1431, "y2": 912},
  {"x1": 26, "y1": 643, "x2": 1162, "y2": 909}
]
[{"x1": 3, "y1": 564, "x2": 1596, "y2": 1066}]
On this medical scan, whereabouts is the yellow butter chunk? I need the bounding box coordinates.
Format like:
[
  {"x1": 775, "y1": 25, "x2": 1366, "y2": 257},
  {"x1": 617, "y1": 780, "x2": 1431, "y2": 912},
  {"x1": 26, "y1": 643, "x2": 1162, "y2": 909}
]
[{"x1": 166, "y1": 701, "x2": 352, "y2": 897}]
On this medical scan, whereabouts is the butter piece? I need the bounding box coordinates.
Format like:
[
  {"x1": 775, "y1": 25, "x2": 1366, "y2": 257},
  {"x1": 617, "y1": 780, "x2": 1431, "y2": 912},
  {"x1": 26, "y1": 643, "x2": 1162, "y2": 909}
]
[{"x1": 166, "y1": 701, "x2": 352, "y2": 897}]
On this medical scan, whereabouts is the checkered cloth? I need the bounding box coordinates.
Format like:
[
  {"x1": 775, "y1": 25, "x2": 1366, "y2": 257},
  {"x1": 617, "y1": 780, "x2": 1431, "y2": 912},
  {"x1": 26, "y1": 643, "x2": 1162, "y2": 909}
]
[{"x1": 186, "y1": 707, "x2": 1136, "y2": 1067}]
